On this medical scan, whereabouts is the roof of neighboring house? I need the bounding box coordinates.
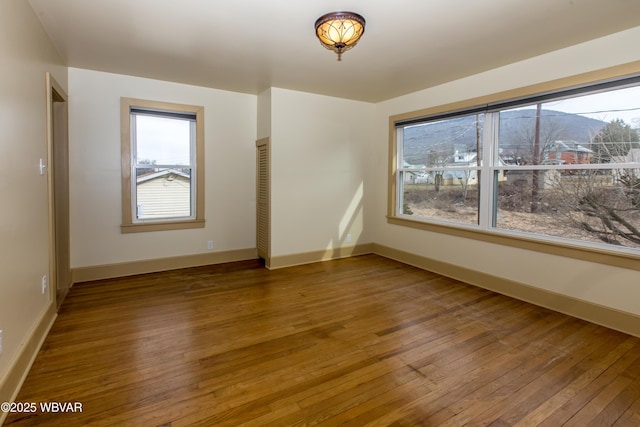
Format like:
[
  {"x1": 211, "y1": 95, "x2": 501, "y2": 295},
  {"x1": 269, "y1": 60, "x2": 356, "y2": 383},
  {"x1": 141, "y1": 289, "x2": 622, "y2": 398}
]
[
  {"x1": 136, "y1": 169, "x2": 190, "y2": 184},
  {"x1": 402, "y1": 161, "x2": 426, "y2": 169},
  {"x1": 549, "y1": 140, "x2": 593, "y2": 153}
]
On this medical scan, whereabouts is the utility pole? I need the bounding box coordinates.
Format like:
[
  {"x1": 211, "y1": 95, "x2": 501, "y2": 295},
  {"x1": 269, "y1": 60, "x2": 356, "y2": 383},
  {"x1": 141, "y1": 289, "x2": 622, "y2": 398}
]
[{"x1": 531, "y1": 103, "x2": 542, "y2": 213}]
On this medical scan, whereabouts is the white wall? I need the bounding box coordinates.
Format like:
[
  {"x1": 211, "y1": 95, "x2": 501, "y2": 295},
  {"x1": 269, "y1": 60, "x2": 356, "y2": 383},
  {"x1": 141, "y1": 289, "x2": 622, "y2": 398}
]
[
  {"x1": 373, "y1": 27, "x2": 640, "y2": 317},
  {"x1": 269, "y1": 88, "x2": 375, "y2": 257},
  {"x1": 0, "y1": 0, "x2": 67, "y2": 384},
  {"x1": 68, "y1": 68, "x2": 257, "y2": 268}
]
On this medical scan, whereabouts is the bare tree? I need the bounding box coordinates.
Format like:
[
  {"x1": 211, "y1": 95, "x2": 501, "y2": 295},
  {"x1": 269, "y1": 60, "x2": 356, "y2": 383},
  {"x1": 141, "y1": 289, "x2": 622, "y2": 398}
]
[
  {"x1": 568, "y1": 172, "x2": 640, "y2": 245},
  {"x1": 590, "y1": 118, "x2": 639, "y2": 163},
  {"x1": 426, "y1": 144, "x2": 452, "y2": 194},
  {"x1": 135, "y1": 158, "x2": 157, "y2": 176},
  {"x1": 501, "y1": 106, "x2": 567, "y2": 213},
  {"x1": 503, "y1": 110, "x2": 566, "y2": 165},
  {"x1": 559, "y1": 120, "x2": 640, "y2": 245}
]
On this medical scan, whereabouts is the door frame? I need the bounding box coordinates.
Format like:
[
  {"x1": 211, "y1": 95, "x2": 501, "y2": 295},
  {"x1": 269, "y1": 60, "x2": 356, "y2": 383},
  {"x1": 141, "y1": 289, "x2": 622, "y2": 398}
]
[{"x1": 46, "y1": 72, "x2": 70, "y2": 309}]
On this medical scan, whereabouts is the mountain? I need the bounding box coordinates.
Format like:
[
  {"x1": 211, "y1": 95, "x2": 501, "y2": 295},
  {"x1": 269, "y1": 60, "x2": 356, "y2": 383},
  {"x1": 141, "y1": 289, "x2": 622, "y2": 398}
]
[
  {"x1": 402, "y1": 109, "x2": 606, "y2": 165},
  {"x1": 498, "y1": 109, "x2": 605, "y2": 146}
]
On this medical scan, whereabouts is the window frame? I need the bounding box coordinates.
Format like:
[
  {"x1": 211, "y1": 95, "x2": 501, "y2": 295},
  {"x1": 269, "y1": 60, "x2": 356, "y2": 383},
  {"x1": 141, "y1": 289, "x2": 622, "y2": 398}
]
[
  {"x1": 387, "y1": 62, "x2": 640, "y2": 271},
  {"x1": 121, "y1": 98, "x2": 205, "y2": 233}
]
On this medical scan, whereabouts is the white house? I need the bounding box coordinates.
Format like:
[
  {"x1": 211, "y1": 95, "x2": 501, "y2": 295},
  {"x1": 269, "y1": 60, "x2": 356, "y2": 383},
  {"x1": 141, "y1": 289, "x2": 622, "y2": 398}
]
[{"x1": 136, "y1": 170, "x2": 191, "y2": 219}]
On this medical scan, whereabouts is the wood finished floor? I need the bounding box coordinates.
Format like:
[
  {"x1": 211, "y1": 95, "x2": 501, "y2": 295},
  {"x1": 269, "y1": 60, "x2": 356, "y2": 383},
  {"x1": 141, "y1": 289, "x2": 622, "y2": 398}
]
[{"x1": 4, "y1": 254, "x2": 640, "y2": 426}]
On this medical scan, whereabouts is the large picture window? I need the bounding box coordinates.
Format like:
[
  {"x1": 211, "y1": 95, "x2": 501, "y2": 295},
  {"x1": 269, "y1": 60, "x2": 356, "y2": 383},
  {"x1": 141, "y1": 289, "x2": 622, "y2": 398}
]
[
  {"x1": 121, "y1": 98, "x2": 205, "y2": 233},
  {"x1": 393, "y1": 75, "x2": 640, "y2": 259}
]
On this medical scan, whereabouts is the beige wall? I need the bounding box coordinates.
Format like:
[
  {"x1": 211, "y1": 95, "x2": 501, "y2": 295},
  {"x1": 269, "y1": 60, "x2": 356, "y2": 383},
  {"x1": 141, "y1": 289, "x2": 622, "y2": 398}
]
[
  {"x1": 0, "y1": 0, "x2": 67, "y2": 387},
  {"x1": 68, "y1": 68, "x2": 257, "y2": 268},
  {"x1": 269, "y1": 88, "x2": 375, "y2": 257},
  {"x1": 373, "y1": 27, "x2": 640, "y2": 317},
  {"x1": 257, "y1": 89, "x2": 271, "y2": 141},
  {"x1": 3, "y1": 2, "x2": 640, "y2": 402}
]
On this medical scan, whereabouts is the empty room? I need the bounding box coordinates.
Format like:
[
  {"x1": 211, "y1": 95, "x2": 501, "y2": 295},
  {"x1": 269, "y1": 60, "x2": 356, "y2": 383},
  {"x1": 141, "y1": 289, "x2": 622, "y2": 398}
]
[{"x1": 1, "y1": 1, "x2": 640, "y2": 425}]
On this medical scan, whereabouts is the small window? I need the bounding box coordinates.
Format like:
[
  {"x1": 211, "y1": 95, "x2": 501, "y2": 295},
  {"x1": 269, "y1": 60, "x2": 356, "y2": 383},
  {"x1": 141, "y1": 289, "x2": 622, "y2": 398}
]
[{"x1": 121, "y1": 98, "x2": 204, "y2": 233}]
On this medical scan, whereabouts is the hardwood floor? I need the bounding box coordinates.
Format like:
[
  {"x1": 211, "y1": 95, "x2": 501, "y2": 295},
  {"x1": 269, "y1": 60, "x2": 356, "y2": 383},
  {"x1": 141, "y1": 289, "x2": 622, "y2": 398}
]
[{"x1": 4, "y1": 254, "x2": 640, "y2": 426}]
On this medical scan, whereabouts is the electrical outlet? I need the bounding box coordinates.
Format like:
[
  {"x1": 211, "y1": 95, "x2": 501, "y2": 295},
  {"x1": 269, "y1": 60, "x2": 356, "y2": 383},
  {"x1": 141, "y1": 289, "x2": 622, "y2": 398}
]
[
  {"x1": 206, "y1": 240, "x2": 214, "y2": 250},
  {"x1": 41, "y1": 275, "x2": 48, "y2": 295},
  {"x1": 346, "y1": 233, "x2": 352, "y2": 243},
  {"x1": 0, "y1": 330, "x2": 3, "y2": 355}
]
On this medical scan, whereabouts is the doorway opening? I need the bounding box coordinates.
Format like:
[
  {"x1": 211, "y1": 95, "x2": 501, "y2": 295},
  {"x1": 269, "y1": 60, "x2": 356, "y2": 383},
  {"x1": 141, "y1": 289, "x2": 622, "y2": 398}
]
[{"x1": 46, "y1": 73, "x2": 70, "y2": 310}]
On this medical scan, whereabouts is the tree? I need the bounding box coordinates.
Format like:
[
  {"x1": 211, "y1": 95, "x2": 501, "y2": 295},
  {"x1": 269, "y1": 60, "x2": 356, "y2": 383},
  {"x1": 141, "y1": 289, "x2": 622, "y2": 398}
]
[
  {"x1": 563, "y1": 119, "x2": 640, "y2": 245},
  {"x1": 425, "y1": 144, "x2": 452, "y2": 194},
  {"x1": 591, "y1": 118, "x2": 639, "y2": 163},
  {"x1": 501, "y1": 109, "x2": 567, "y2": 166},
  {"x1": 135, "y1": 158, "x2": 157, "y2": 176},
  {"x1": 501, "y1": 112, "x2": 639, "y2": 246},
  {"x1": 501, "y1": 105, "x2": 566, "y2": 213},
  {"x1": 572, "y1": 177, "x2": 640, "y2": 245}
]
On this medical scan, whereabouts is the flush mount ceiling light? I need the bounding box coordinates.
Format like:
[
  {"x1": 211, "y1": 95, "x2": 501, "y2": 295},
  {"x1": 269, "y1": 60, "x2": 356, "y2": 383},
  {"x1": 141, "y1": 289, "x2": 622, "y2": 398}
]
[{"x1": 314, "y1": 11, "x2": 366, "y2": 61}]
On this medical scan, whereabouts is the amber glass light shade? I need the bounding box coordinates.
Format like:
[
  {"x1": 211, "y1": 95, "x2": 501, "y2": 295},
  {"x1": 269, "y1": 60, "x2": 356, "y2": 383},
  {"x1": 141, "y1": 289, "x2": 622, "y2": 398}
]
[{"x1": 314, "y1": 11, "x2": 365, "y2": 61}]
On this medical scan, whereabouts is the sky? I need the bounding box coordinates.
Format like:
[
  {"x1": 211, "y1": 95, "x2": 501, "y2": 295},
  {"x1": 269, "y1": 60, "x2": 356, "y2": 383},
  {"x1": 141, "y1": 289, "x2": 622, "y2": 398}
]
[
  {"x1": 135, "y1": 115, "x2": 192, "y2": 166},
  {"x1": 539, "y1": 84, "x2": 640, "y2": 127}
]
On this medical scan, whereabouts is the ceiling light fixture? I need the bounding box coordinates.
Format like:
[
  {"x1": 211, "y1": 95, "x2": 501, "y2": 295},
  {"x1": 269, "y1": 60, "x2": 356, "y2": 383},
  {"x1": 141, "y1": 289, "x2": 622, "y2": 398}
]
[{"x1": 314, "y1": 11, "x2": 366, "y2": 61}]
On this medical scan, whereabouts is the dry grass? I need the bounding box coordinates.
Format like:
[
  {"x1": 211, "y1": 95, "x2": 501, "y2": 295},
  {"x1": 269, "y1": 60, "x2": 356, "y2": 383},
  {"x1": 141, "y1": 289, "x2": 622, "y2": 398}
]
[{"x1": 406, "y1": 200, "x2": 640, "y2": 249}]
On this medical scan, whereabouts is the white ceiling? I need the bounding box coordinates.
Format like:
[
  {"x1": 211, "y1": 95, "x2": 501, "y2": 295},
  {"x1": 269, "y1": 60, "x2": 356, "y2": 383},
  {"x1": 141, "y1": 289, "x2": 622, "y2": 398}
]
[{"x1": 28, "y1": 0, "x2": 640, "y2": 103}]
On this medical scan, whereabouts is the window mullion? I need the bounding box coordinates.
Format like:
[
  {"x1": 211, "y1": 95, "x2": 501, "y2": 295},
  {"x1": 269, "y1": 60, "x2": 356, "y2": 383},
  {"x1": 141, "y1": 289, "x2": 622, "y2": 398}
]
[
  {"x1": 479, "y1": 112, "x2": 498, "y2": 229},
  {"x1": 190, "y1": 120, "x2": 197, "y2": 217},
  {"x1": 130, "y1": 114, "x2": 139, "y2": 221},
  {"x1": 396, "y1": 127, "x2": 404, "y2": 215}
]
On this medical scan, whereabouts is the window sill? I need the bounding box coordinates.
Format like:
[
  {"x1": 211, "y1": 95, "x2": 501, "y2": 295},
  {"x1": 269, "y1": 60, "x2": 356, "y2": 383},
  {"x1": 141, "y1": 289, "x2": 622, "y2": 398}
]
[
  {"x1": 121, "y1": 219, "x2": 205, "y2": 234},
  {"x1": 386, "y1": 215, "x2": 640, "y2": 271}
]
